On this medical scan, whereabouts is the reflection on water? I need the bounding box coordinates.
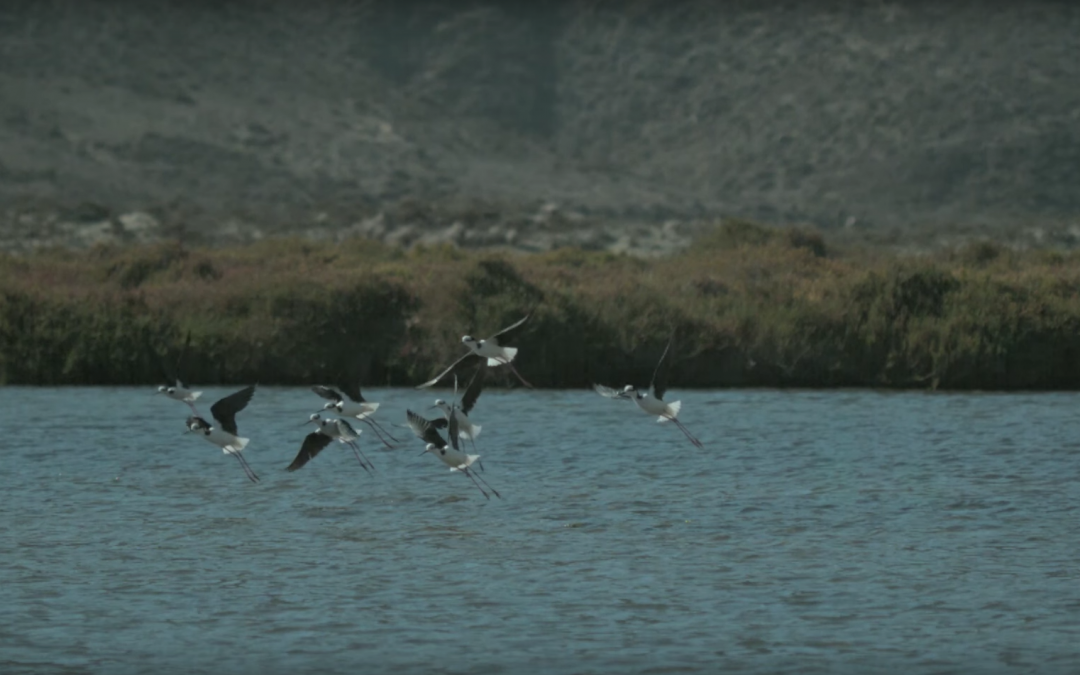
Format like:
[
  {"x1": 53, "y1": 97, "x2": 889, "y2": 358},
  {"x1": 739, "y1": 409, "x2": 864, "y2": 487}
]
[{"x1": 2, "y1": 386, "x2": 1079, "y2": 673}]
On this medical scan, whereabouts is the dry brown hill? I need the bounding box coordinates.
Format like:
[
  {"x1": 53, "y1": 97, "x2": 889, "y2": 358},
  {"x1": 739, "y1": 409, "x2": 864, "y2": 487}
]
[{"x1": 2, "y1": 1, "x2": 1078, "y2": 251}]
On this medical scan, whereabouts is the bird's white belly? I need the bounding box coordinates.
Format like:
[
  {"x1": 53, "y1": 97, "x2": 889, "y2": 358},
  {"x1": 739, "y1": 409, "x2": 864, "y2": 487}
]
[
  {"x1": 203, "y1": 428, "x2": 246, "y2": 453},
  {"x1": 472, "y1": 342, "x2": 513, "y2": 364},
  {"x1": 435, "y1": 448, "x2": 478, "y2": 470},
  {"x1": 341, "y1": 402, "x2": 378, "y2": 419},
  {"x1": 634, "y1": 396, "x2": 670, "y2": 417}
]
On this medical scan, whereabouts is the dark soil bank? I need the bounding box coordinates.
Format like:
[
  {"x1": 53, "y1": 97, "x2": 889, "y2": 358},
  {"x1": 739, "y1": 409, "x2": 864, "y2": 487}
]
[{"x1": 2, "y1": 1, "x2": 1080, "y2": 253}]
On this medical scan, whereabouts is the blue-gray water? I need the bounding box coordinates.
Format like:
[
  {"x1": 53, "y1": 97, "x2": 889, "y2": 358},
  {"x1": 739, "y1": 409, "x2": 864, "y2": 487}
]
[{"x1": 2, "y1": 386, "x2": 1079, "y2": 674}]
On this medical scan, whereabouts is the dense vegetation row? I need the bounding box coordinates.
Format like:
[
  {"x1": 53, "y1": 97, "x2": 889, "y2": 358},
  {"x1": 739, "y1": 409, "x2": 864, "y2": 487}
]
[{"x1": 2, "y1": 220, "x2": 1079, "y2": 390}]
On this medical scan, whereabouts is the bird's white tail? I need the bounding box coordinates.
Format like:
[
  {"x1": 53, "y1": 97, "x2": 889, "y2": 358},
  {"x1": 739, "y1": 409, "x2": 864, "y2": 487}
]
[
  {"x1": 658, "y1": 400, "x2": 681, "y2": 423},
  {"x1": 460, "y1": 423, "x2": 482, "y2": 440},
  {"x1": 189, "y1": 391, "x2": 203, "y2": 401},
  {"x1": 451, "y1": 454, "x2": 481, "y2": 471},
  {"x1": 488, "y1": 346, "x2": 518, "y2": 366},
  {"x1": 355, "y1": 403, "x2": 378, "y2": 420},
  {"x1": 223, "y1": 437, "x2": 250, "y2": 453}
]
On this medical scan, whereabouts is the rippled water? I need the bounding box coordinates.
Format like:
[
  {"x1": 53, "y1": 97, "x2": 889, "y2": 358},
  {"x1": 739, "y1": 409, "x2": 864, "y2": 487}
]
[{"x1": 2, "y1": 386, "x2": 1080, "y2": 674}]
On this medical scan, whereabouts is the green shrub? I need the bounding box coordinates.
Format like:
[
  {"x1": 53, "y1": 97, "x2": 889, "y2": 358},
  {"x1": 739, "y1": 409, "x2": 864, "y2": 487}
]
[{"x1": 3, "y1": 231, "x2": 1080, "y2": 390}]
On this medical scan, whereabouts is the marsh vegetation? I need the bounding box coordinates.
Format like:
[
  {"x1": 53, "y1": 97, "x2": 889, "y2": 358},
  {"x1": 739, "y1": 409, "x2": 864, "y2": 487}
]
[{"x1": 2, "y1": 220, "x2": 1079, "y2": 390}]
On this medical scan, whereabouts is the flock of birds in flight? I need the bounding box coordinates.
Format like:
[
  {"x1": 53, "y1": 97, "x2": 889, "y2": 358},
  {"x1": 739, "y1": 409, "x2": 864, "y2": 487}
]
[{"x1": 158, "y1": 314, "x2": 704, "y2": 499}]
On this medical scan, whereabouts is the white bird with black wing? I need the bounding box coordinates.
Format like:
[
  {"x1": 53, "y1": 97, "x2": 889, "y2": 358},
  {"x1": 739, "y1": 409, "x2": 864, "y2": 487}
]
[
  {"x1": 595, "y1": 336, "x2": 704, "y2": 449},
  {"x1": 185, "y1": 384, "x2": 260, "y2": 483},
  {"x1": 431, "y1": 364, "x2": 486, "y2": 450},
  {"x1": 311, "y1": 380, "x2": 399, "y2": 448},
  {"x1": 405, "y1": 409, "x2": 501, "y2": 500},
  {"x1": 416, "y1": 314, "x2": 533, "y2": 389},
  {"x1": 154, "y1": 331, "x2": 202, "y2": 414},
  {"x1": 302, "y1": 413, "x2": 374, "y2": 474}
]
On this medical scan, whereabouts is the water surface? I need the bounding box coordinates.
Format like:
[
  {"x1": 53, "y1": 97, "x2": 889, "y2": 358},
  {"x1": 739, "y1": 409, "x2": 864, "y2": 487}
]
[{"x1": 2, "y1": 386, "x2": 1079, "y2": 674}]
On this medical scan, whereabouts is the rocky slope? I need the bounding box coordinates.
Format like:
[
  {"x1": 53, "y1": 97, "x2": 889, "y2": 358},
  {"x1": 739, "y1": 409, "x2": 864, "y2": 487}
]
[{"x1": 2, "y1": 1, "x2": 1078, "y2": 254}]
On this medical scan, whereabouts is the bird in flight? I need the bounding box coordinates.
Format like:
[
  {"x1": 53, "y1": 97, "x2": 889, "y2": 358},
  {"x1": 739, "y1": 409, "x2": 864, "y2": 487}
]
[
  {"x1": 416, "y1": 314, "x2": 533, "y2": 389},
  {"x1": 405, "y1": 409, "x2": 501, "y2": 500},
  {"x1": 185, "y1": 384, "x2": 260, "y2": 483},
  {"x1": 311, "y1": 379, "x2": 399, "y2": 448},
  {"x1": 431, "y1": 363, "x2": 487, "y2": 461},
  {"x1": 297, "y1": 413, "x2": 375, "y2": 473},
  {"x1": 154, "y1": 331, "x2": 202, "y2": 414},
  {"x1": 595, "y1": 335, "x2": 704, "y2": 448}
]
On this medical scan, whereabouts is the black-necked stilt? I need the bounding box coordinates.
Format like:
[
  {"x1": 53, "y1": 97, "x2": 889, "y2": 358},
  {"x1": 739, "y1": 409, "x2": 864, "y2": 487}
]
[
  {"x1": 185, "y1": 384, "x2": 260, "y2": 483},
  {"x1": 405, "y1": 409, "x2": 500, "y2": 500},
  {"x1": 597, "y1": 337, "x2": 704, "y2": 449},
  {"x1": 431, "y1": 365, "x2": 486, "y2": 468},
  {"x1": 154, "y1": 331, "x2": 201, "y2": 413},
  {"x1": 305, "y1": 413, "x2": 374, "y2": 473},
  {"x1": 159, "y1": 380, "x2": 202, "y2": 413},
  {"x1": 416, "y1": 314, "x2": 533, "y2": 389},
  {"x1": 311, "y1": 382, "x2": 400, "y2": 448}
]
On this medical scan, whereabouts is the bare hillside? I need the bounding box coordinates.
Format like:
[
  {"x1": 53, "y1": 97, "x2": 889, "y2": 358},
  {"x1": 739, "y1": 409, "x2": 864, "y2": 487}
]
[{"x1": 1, "y1": 1, "x2": 1078, "y2": 252}]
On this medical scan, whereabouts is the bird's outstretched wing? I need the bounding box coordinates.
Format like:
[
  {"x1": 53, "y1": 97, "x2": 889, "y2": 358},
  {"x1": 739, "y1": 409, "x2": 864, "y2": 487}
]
[
  {"x1": 593, "y1": 383, "x2": 631, "y2": 400},
  {"x1": 416, "y1": 351, "x2": 483, "y2": 389},
  {"x1": 151, "y1": 330, "x2": 193, "y2": 388},
  {"x1": 338, "y1": 380, "x2": 364, "y2": 403},
  {"x1": 334, "y1": 418, "x2": 360, "y2": 441},
  {"x1": 286, "y1": 432, "x2": 333, "y2": 472},
  {"x1": 406, "y1": 409, "x2": 447, "y2": 448},
  {"x1": 460, "y1": 363, "x2": 487, "y2": 414},
  {"x1": 311, "y1": 386, "x2": 343, "y2": 403},
  {"x1": 650, "y1": 335, "x2": 675, "y2": 401},
  {"x1": 174, "y1": 331, "x2": 193, "y2": 389},
  {"x1": 211, "y1": 384, "x2": 257, "y2": 436},
  {"x1": 416, "y1": 314, "x2": 530, "y2": 388},
  {"x1": 447, "y1": 411, "x2": 461, "y2": 451},
  {"x1": 489, "y1": 314, "x2": 531, "y2": 347}
]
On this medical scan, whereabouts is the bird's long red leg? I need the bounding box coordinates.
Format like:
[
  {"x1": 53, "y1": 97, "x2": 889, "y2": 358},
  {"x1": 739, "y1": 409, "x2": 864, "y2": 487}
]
[
  {"x1": 234, "y1": 452, "x2": 260, "y2": 483},
  {"x1": 503, "y1": 360, "x2": 534, "y2": 389},
  {"x1": 348, "y1": 441, "x2": 374, "y2": 473},
  {"x1": 672, "y1": 418, "x2": 704, "y2": 448},
  {"x1": 460, "y1": 469, "x2": 490, "y2": 499},
  {"x1": 467, "y1": 468, "x2": 501, "y2": 498}
]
